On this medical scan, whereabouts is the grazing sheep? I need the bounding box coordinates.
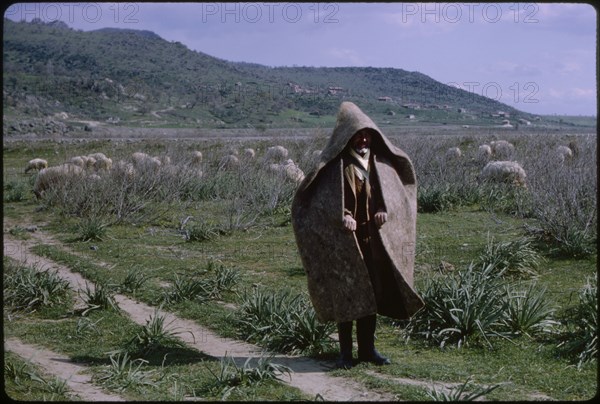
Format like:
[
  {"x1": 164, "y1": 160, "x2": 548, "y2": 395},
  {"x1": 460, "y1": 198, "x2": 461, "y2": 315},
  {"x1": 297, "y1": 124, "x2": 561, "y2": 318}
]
[
  {"x1": 283, "y1": 160, "x2": 305, "y2": 183},
  {"x1": 112, "y1": 160, "x2": 135, "y2": 180},
  {"x1": 190, "y1": 151, "x2": 203, "y2": 166},
  {"x1": 33, "y1": 163, "x2": 84, "y2": 198},
  {"x1": 132, "y1": 152, "x2": 161, "y2": 171},
  {"x1": 88, "y1": 152, "x2": 107, "y2": 160},
  {"x1": 218, "y1": 154, "x2": 240, "y2": 170},
  {"x1": 132, "y1": 152, "x2": 150, "y2": 165},
  {"x1": 556, "y1": 145, "x2": 574, "y2": 163},
  {"x1": 24, "y1": 158, "x2": 48, "y2": 173},
  {"x1": 84, "y1": 156, "x2": 96, "y2": 169},
  {"x1": 480, "y1": 161, "x2": 527, "y2": 187},
  {"x1": 477, "y1": 144, "x2": 492, "y2": 162},
  {"x1": 68, "y1": 156, "x2": 85, "y2": 168},
  {"x1": 268, "y1": 159, "x2": 305, "y2": 183},
  {"x1": 490, "y1": 140, "x2": 515, "y2": 159},
  {"x1": 445, "y1": 147, "x2": 462, "y2": 160},
  {"x1": 263, "y1": 145, "x2": 289, "y2": 163},
  {"x1": 93, "y1": 156, "x2": 113, "y2": 171},
  {"x1": 243, "y1": 148, "x2": 256, "y2": 159}
]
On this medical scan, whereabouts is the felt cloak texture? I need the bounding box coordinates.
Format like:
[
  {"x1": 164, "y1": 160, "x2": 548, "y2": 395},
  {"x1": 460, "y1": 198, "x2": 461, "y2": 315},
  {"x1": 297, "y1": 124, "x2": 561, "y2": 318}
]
[{"x1": 291, "y1": 102, "x2": 424, "y2": 323}]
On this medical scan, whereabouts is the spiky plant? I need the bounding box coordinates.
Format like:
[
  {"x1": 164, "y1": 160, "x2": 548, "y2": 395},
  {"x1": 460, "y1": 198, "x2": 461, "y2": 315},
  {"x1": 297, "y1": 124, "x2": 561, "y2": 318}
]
[
  {"x1": 3, "y1": 260, "x2": 71, "y2": 312},
  {"x1": 476, "y1": 236, "x2": 543, "y2": 277},
  {"x1": 502, "y1": 282, "x2": 559, "y2": 337},
  {"x1": 405, "y1": 264, "x2": 508, "y2": 348}
]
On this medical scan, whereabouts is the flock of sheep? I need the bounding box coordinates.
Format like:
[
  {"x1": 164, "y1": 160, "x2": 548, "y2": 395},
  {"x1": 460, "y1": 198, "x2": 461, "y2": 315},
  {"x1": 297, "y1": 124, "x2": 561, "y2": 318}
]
[
  {"x1": 443, "y1": 140, "x2": 577, "y2": 188},
  {"x1": 24, "y1": 139, "x2": 577, "y2": 198},
  {"x1": 25, "y1": 144, "x2": 309, "y2": 199}
]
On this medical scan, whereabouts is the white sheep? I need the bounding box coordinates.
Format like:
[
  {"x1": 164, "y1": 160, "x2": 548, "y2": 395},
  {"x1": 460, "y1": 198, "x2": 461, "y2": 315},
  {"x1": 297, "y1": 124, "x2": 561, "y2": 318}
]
[
  {"x1": 24, "y1": 158, "x2": 48, "y2": 173},
  {"x1": 112, "y1": 160, "x2": 136, "y2": 180},
  {"x1": 68, "y1": 156, "x2": 85, "y2": 168},
  {"x1": 243, "y1": 148, "x2": 256, "y2": 159},
  {"x1": 190, "y1": 151, "x2": 203, "y2": 166},
  {"x1": 84, "y1": 156, "x2": 96, "y2": 169},
  {"x1": 33, "y1": 163, "x2": 84, "y2": 198},
  {"x1": 556, "y1": 145, "x2": 574, "y2": 163},
  {"x1": 88, "y1": 152, "x2": 107, "y2": 160},
  {"x1": 267, "y1": 159, "x2": 305, "y2": 183},
  {"x1": 263, "y1": 145, "x2": 289, "y2": 163},
  {"x1": 283, "y1": 160, "x2": 305, "y2": 183},
  {"x1": 445, "y1": 147, "x2": 462, "y2": 160},
  {"x1": 132, "y1": 152, "x2": 161, "y2": 171},
  {"x1": 490, "y1": 140, "x2": 515, "y2": 159},
  {"x1": 477, "y1": 144, "x2": 492, "y2": 162},
  {"x1": 132, "y1": 152, "x2": 150, "y2": 164},
  {"x1": 93, "y1": 156, "x2": 113, "y2": 171},
  {"x1": 218, "y1": 154, "x2": 240, "y2": 170},
  {"x1": 480, "y1": 161, "x2": 527, "y2": 187}
]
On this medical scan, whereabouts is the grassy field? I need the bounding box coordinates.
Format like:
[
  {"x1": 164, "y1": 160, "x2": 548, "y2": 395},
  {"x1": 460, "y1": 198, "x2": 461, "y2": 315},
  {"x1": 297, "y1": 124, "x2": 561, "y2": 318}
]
[{"x1": 3, "y1": 126, "x2": 597, "y2": 401}]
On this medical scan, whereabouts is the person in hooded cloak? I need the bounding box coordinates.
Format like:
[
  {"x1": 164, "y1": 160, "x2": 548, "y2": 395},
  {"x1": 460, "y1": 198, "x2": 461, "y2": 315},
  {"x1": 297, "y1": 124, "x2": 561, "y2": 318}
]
[{"x1": 291, "y1": 102, "x2": 424, "y2": 369}]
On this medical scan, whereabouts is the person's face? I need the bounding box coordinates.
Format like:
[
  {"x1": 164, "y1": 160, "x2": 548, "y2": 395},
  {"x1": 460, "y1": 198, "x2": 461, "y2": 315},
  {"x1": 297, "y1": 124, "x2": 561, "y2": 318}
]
[{"x1": 350, "y1": 130, "x2": 372, "y2": 156}]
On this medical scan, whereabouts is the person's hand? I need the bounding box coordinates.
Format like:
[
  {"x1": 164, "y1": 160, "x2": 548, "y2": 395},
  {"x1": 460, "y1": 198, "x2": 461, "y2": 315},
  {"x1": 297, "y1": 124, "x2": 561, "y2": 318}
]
[
  {"x1": 374, "y1": 211, "x2": 388, "y2": 227},
  {"x1": 343, "y1": 214, "x2": 357, "y2": 232}
]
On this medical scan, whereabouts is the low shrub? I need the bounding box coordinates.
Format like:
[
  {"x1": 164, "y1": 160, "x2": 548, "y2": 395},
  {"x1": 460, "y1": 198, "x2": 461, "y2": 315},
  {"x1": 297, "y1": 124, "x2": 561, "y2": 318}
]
[
  {"x1": 3, "y1": 259, "x2": 71, "y2": 313},
  {"x1": 4, "y1": 178, "x2": 30, "y2": 202},
  {"x1": 501, "y1": 282, "x2": 558, "y2": 336},
  {"x1": 556, "y1": 276, "x2": 598, "y2": 369},
  {"x1": 405, "y1": 264, "x2": 508, "y2": 348},
  {"x1": 123, "y1": 309, "x2": 190, "y2": 357},
  {"x1": 234, "y1": 287, "x2": 335, "y2": 355},
  {"x1": 204, "y1": 353, "x2": 292, "y2": 399},
  {"x1": 162, "y1": 262, "x2": 239, "y2": 303},
  {"x1": 475, "y1": 236, "x2": 544, "y2": 278}
]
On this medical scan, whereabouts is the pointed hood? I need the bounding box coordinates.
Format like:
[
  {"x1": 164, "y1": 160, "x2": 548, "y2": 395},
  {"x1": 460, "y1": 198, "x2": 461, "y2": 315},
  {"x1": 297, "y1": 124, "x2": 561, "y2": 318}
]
[{"x1": 298, "y1": 101, "x2": 415, "y2": 195}]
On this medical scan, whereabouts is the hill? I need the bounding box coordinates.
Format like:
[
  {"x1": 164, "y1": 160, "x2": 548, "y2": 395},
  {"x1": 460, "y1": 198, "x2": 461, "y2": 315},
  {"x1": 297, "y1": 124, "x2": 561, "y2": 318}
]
[{"x1": 3, "y1": 18, "x2": 590, "y2": 132}]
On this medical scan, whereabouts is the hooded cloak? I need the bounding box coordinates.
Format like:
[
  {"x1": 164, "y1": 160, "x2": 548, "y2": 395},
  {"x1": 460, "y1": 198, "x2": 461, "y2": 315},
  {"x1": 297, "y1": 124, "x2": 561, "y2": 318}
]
[{"x1": 291, "y1": 102, "x2": 424, "y2": 323}]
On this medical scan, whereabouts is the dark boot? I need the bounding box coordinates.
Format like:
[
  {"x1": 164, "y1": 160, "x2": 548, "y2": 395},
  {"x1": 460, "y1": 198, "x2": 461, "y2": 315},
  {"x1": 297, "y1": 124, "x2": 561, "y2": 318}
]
[
  {"x1": 357, "y1": 315, "x2": 391, "y2": 365},
  {"x1": 336, "y1": 321, "x2": 353, "y2": 369}
]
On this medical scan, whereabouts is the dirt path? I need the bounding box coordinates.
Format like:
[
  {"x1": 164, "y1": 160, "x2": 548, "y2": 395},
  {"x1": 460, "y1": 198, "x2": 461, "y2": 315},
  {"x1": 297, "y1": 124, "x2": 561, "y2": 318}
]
[
  {"x1": 3, "y1": 226, "x2": 397, "y2": 401},
  {"x1": 5, "y1": 338, "x2": 125, "y2": 401}
]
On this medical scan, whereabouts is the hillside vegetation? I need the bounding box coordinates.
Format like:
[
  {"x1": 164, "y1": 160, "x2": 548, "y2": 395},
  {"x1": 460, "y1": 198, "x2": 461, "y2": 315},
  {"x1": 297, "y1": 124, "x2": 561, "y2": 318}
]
[{"x1": 5, "y1": 18, "x2": 588, "y2": 132}]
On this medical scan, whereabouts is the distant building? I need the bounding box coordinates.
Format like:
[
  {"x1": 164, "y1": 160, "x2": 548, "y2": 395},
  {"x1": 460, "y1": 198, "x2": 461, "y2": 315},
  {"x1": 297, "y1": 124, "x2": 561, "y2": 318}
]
[
  {"x1": 518, "y1": 118, "x2": 531, "y2": 125},
  {"x1": 378, "y1": 96, "x2": 393, "y2": 102},
  {"x1": 327, "y1": 86, "x2": 344, "y2": 95}
]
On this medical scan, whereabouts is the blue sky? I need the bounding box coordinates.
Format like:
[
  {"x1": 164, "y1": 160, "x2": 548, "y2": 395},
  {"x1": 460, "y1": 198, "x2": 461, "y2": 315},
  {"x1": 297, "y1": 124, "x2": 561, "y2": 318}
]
[{"x1": 4, "y1": 2, "x2": 597, "y2": 116}]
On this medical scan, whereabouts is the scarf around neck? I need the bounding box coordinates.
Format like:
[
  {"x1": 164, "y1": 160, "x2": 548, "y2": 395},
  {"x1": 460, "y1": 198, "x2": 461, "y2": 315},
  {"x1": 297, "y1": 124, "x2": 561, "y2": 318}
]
[{"x1": 349, "y1": 148, "x2": 370, "y2": 180}]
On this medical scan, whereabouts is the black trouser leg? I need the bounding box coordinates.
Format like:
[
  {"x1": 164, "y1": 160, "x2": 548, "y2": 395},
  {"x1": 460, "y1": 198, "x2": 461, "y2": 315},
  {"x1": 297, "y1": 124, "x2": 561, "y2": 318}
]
[
  {"x1": 357, "y1": 314, "x2": 390, "y2": 365},
  {"x1": 336, "y1": 321, "x2": 353, "y2": 369},
  {"x1": 357, "y1": 314, "x2": 376, "y2": 359}
]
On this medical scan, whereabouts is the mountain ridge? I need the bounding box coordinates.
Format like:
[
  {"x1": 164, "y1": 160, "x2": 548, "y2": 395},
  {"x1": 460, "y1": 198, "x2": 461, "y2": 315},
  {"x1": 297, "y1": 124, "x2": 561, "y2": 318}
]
[{"x1": 4, "y1": 18, "x2": 583, "y2": 131}]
